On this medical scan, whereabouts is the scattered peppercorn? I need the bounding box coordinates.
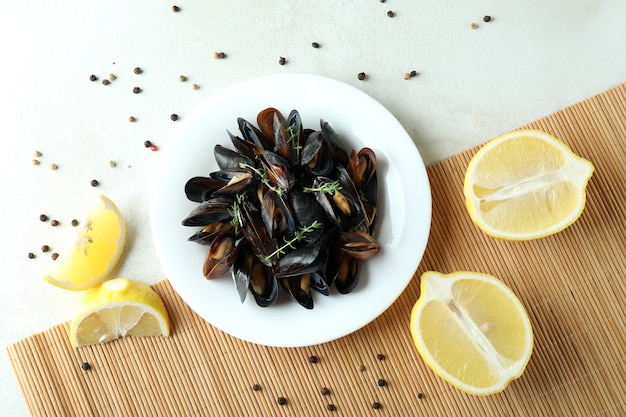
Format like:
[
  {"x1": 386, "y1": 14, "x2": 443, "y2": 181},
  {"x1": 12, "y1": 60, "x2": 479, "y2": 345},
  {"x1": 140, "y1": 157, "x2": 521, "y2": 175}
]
[
  {"x1": 357, "y1": 72, "x2": 366, "y2": 80},
  {"x1": 380, "y1": 0, "x2": 385, "y2": 2},
  {"x1": 134, "y1": 67, "x2": 143, "y2": 74},
  {"x1": 192, "y1": 83, "x2": 200, "y2": 90},
  {"x1": 277, "y1": 397, "x2": 287, "y2": 405},
  {"x1": 81, "y1": 362, "x2": 91, "y2": 370},
  {"x1": 128, "y1": 116, "x2": 136, "y2": 122},
  {"x1": 108, "y1": 160, "x2": 117, "y2": 168},
  {"x1": 410, "y1": 70, "x2": 418, "y2": 77},
  {"x1": 312, "y1": 42, "x2": 320, "y2": 48},
  {"x1": 179, "y1": 75, "x2": 188, "y2": 82},
  {"x1": 51, "y1": 219, "x2": 59, "y2": 226},
  {"x1": 71, "y1": 219, "x2": 79, "y2": 227},
  {"x1": 40, "y1": 214, "x2": 49, "y2": 222},
  {"x1": 320, "y1": 387, "x2": 330, "y2": 396},
  {"x1": 172, "y1": 5, "x2": 180, "y2": 12},
  {"x1": 132, "y1": 87, "x2": 142, "y2": 94},
  {"x1": 34, "y1": 150, "x2": 42, "y2": 157},
  {"x1": 170, "y1": 113, "x2": 179, "y2": 121},
  {"x1": 376, "y1": 354, "x2": 385, "y2": 361},
  {"x1": 470, "y1": 22, "x2": 478, "y2": 29},
  {"x1": 41, "y1": 245, "x2": 50, "y2": 253},
  {"x1": 212, "y1": 52, "x2": 227, "y2": 59},
  {"x1": 49, "y1": 163, "x2": 58, "y2": 170},
  {"x1": 279, "y1": 56, "x2": 286, "y2": 65},
  {"x1": 108, "y1": 74, "x2": 116, "y2": 81},
  {"x1": 358, "y1": 364, "x2": 366, "y2": 372},
  {"x1": 372, "y1": 402, "x2": 381, "y2": 410},
  {"x1": 483, "y1": 15, "x2": 492, "y2": 22},
  {"x1": 89, "y1": 74, "x2": 98, "y2": 82},
  {"x1": 417, "y1": 393, "x2": 424, "y2": 399},
  {"x1": 28, "y1": 252, "x2": 35, "y2": 259},
  {"x1": 403, "y1": 72, "x2": 411, "y2": 80},
  {"x1": 144, "y1": 140, "x2": 153, "y2": 148},
  {"x1": 387, "y1": 10, "x2": 394, "y2": 17},
  {"x1": 51, "y1": 253, "x2": 59, "y2": 261},
  {"x1": 309, "y1": 355, "x2": 318, "y2": 364},
  {"x1": 326, "y1": 404, "x2": 336, "y2": 411},
  {"x1": 32, "y1": 159, "x2": 40, "y2": 166},
  {"x1": 377, "y1": 379, "x2": 386, "y2": 387},
  {"x1": 251, "y1": 384, "x2": 261, "y2": 391},
  {"x1": 151, "y1": 145, "x2": 159, "y2": 152},
  {"x1": 102, "y1": 79, "x2": 110, "y2": 86},
  {"x1": 90, "y1": 179, "x2": 99, "y2": 187}
]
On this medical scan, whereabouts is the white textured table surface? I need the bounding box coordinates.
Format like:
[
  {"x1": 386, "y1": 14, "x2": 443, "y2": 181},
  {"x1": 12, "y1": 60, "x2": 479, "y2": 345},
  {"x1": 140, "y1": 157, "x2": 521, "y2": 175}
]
[{"x1": 1, "y1": 1, "x2": 625, "y2": 415}]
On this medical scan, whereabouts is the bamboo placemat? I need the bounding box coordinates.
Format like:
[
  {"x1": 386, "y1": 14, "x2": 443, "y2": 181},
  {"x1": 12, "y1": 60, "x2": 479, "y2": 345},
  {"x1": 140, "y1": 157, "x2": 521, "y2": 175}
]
[{"x1": 7, "y1": 83, "x2": 626, "y2": 417}]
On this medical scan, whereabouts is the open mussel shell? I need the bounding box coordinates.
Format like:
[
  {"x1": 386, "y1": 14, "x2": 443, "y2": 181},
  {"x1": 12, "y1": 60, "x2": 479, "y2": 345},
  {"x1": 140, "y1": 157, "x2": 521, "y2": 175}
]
[
  {"x1": 210, "y1": 168, "x2": 255, "y2": 196},
  {"x1": 279, "y1": 274, "x2": 314, "y2": 310},
  {"x1": 321, "y1": 119, "x2": 348, "y2": 166},
  {"x1": 184, "y1": 176, "x2": 224, "y2": 203},
  {"x1": 182, "y1": 195, "x2": 235, "y2": 226},
  {"x1": 330, "y1": 251, "x2": 360, "y2": 295},
  {"x1": 249, "y1": 263, "x2": 279, "y2": 307},
  {"x1": 238, "y1": 199, "x2": 277, "y2": 266},
  {"x1": 301, "y1": 131, "x2": 334, "y2": 177},
  {"x1": 188, "y1": 221, "x2": 234, "y2": 245},
  {"x1": 262, "y1": 190, "x2": 296, "y2": 243},
  {"x1": 228, "y1": 130, "x2": 264, "y2": 159},
  {"x1": 348, "y1": 147, "x2": 378, "y2": 233},
  {"x1": 214, "y1": 144, "x2": 255, "y2": 170},
  {"x1": 238, "y1": 117, "x2": 273, "y2": 151},
  {"x1": 203, "y1": 230, "x2": 238, "y2": 279},
  {"x1": 274, "y1": 240, "x2": 327, "y2": 279},
  {"x1": 337, "y1": 231, "x2": 380, "y2": 261},
  {"x1": 260, "y1": 150, "x2": 296, "y2": 191}
]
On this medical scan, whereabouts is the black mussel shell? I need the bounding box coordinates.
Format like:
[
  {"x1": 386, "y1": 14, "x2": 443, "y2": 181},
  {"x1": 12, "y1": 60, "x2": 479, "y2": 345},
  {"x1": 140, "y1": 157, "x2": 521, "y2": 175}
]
[
  {"x1": 238, "y1": 117, "x2": 273, "y2": 150},
  {"x1": 182, "y1": 195, "x2": 235, "y2": 227},
  {"x1": 279, "y1": 274, "x2": 314, "y2": 310},
  {"x1": 214, "y1": 144, "x2": 255, "y2": 170},
  {"x1": 184, "y1": 176, "x2": 224, "y2": 203}
]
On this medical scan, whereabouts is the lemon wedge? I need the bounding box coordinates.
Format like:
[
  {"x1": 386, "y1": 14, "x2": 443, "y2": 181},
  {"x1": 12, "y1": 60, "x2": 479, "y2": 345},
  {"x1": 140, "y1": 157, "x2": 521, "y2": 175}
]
[
  {"x1": 464, "y1": 129, "x2": 594, "y2": 240},
  {"x1": 69, "y1": 278, "x2": 170, "y2": 347},
  {"x1": 44, "y1": 194, "x2": 126, "y2": 290},
  {"x1": 410, "y1": 271, "x2": 533, "y2": 396}
]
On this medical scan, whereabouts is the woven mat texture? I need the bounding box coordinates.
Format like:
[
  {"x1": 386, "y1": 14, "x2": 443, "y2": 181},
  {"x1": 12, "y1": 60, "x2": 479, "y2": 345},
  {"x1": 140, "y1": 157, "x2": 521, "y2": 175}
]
[{"x1": 7, "y1": 83, "x2": 626, "y2": 417}]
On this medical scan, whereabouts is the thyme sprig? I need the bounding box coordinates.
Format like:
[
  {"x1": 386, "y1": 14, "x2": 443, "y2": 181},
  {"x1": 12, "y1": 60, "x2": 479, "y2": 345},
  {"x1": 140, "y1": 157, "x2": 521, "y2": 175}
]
[
  {"x1": 285, "y1": 123, "x2": 302, "y2": 151},
  {"x1": 303, "y1": 180, "x2": 342, "y2": 195},
  {"x1": 239, "y1": 163, "x2": 285, "y2": 196},
  {"x1": 228, "y1": 193, "x2": 246, "y2": 231},
  {"x1": 264, "y1": 220, "x2": 323, "y2": 262}
]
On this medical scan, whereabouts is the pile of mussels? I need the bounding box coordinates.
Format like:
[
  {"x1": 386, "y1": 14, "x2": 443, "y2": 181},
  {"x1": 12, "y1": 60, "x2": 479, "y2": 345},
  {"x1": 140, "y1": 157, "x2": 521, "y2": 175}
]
[{"x1": 182, "y1": 108, "x2": 380, "y2": 309}]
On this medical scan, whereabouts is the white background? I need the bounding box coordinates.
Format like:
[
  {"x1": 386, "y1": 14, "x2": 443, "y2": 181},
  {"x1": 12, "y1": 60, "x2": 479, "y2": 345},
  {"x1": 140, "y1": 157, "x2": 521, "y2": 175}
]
[{"x1": 1, "y1": 1, "x2": 625, "y2": 415}]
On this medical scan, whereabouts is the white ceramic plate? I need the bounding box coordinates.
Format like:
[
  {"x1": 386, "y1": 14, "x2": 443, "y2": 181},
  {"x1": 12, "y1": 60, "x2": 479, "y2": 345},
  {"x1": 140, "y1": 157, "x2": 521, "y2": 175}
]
[{"x1": 150, "y1": 73, "x2": 431, "y2": 347}]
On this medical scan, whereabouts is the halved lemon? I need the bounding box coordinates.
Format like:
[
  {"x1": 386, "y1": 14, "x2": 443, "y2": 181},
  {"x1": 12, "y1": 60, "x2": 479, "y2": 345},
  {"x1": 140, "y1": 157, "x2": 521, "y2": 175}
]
[
  {"x1": 410, "y1": 271, "x2": 533, "y2": 396},
  {"x1": 69, "y1": 278, "x2": 170, "y2": 347},
  {"x1": 44, "y1": 194, "x2": 126, "y2": 290},
  {"x1": 464, "y1": 129, "x2": 594, "y2": 240}
]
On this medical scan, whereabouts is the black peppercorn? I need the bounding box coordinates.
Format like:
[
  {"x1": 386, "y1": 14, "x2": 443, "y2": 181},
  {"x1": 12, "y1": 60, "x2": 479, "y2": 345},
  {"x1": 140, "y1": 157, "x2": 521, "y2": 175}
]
[
  {"x1": 51, "y1": 219, "x2": 59, "y2": 226},
  {"x1": 387, "y1": 10, "x2": 394, "y2": 17},
  {"x1": 144, "y1": 140, "x2": 153, "y2": 148},
  {"x1": 376, "y1": 353, "x2": 385, "y2": 360},
  {"x1": 102, "y1": 79, "x2": 110, "y2": 86},
  {"x1": 133, "y1": 67, "x2": 143, "y2": 74},
  {"x1": 320, "y1": 387, "x2": 330, "y2": 396},
  {"x1": 312, "y1": 42, "x2": 320, "y2": 48},
  {"x1": 251, "y1": 384, "x2": 261, "y2": 391},
  {"x1": 172, "y1": 5, "x2": 180, "y2": 12},
  {"x1": 357, "y1": 72, "x2": 366, "y2": 80},
  {"x1": 90, "y1": 179, "x2": 99, "y2": 187},
  {"x1": 483, "y1": 15, "x2": 492, "y2": 22},
  {"x1": 71, "y1": 219, "x2": 79, "y2": 227},
  {"x1": 277, "y1": 397, "x2": 287, "y2": 405},
  {"x1": 417, "y1": 392, "x2": 424, "y2": 399},
  {"x1": 309, "y1": 355, "x2": 318, "y2": 364},
  {"x1": 326, "y1": 404, "x2": 336, "y2": 411},
  {"x1": 41, "y1": 245, "x2": 50, "y2": 253},
  {"x1": 170, "y1": 114, "x2": 179, "y2": 121},
  {"x1": 40, "y1": 214, "x2": 48, "y2": 222},
  {"x1": 372, "y1": 402, "x2": 381, "y2": 409},
  {"x1": 132, "y1": 87, "x2": 142, "y2": 94},
  {"x1": 279, "y1": 56, "x2": 286, "y2": 65},
  {"x1": 28, "y1": 252, "x2": 35, "y2": 259},
  {"x1": 51, "y1": 253, "x2": 59, "y2": 261},
  {"x1": 81, "y1": 362, "x2": 91, "y2": 371},
  {"x1": 377, "y1": 379, "x2": 386, "y2": 387},
  {"x1": 89, "y1": 74, "x2": 98, "y2": 82}
]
